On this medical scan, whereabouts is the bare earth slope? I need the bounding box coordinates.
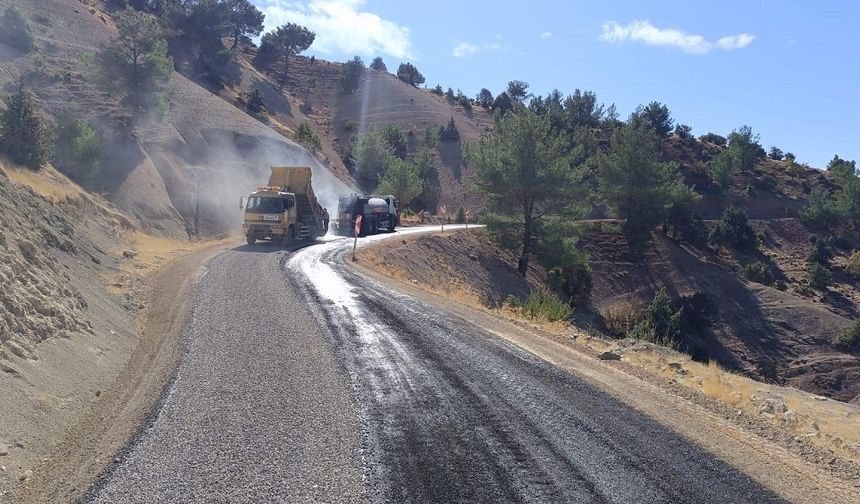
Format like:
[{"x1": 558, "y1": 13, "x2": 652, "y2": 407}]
[
  {"x1": 0, "y1": 0, "x2": 351, "y2": 238},
  {"x1": 0, "y1": 164, "x2": 137, "y2": 494}
]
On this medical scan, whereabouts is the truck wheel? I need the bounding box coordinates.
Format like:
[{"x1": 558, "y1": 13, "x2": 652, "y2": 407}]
[{"x1": 246, "y1": 235, "x2": 256, "y2": 245}]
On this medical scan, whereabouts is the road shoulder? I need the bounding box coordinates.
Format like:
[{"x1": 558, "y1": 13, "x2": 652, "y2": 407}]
[{"x1": 11, "y1": 243, "x2": 230, "y2": 503}]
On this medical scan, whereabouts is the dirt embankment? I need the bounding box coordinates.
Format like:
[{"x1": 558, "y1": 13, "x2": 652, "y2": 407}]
[
  {"x1": 582, "y1": 220, "x2": 860, "y2": 404},
  {"x1": 0, "y1": 163, "x2": 223, "y2": 501},
  {"x1": 358, "y1": 229, "x2": 544, "y2": 308}
]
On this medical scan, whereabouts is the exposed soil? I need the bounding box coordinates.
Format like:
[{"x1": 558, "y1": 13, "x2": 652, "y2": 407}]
[
  {"x1": 359, "y1": 228, "x2": 545, "y2": 308},
  {"x1": 581, "y1": 222, "x2": 860, "y2": 404}
]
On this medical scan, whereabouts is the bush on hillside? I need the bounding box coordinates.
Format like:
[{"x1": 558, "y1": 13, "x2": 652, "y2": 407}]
[
  {"x1": 699, "y1": 132, "x2": 726, "y2": 147},
  {"x1": 641, "y1": 101, "x2": 673, "y2": 137},
  {"x1": 381, "y1": 124, "x2": 407, "y2": 160},
  {"x1": 807, "y1": 263, "x2": 831, "y2": 290},
  {"x1": 292, "y1": 122, "x2": 321, "y2": 153},
  {"x1": 340, "y1": 56, "x2": 364, "y2": 94},
  {"x1": 836, "y1": 320, "x2": 860, "y2": 349},
  {"x1": 396, "y1": 62, "x2": 425, "y2": 86},
  {"x1": 454, "y1": 206, "x2": 465, "y2": 223},
  {"x1": 431, "y1": 84, "x2": 443, "y2": 95},
  {"x1": 476, "y1": 88, "x2": 494, "y2": 108},
  {"x1": 846, "y1": 251, "x2": 860, "y2": 278},
  {"x1": 709, "y1": 206, "x2": 757, "y2": 250},
  {"x1": 238, "y1": 89, "x2": 267, "y2": 115},
  {"x1": 708, "y1": 149, "x2": 737, "y2": 188},
  {"x1": 768, "y1": 146, "x2": 784, "y2": 161},
  {"x1": 673, "y1": 123, "x2": 692, "y2": 140},
  {"x1": 0, "y1": 6, "x2": 35, "y2": 52},
  {"x1": 369, "y1": 56, "x2": 387, "y2": 72},
  {"x1": 54, "y1": 109, "x2": 101, "y2": 184},
  {"x1": 807, "y1": 235, "x2": 833, "y2": 265},
  {"x1": 439, "y1": 117, "x2": 460, "y2": 141},
  {"x1": 742, "y1": 261, "x2": 772, "y2": 285},
  {"x1": 457, "y1": 94, "x2": 472, "y2": 111},
  {"x1": 0, "y1": 85, "x2": 48, "y2": 169},
  {"x1": 510, "y1": 288, "x2": 571, "y2": 323}
]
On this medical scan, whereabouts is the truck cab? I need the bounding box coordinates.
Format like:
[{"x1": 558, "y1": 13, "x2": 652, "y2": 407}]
[
  {"x1": 240, "y1": 166, "x2": 327, "y2": 246},
  {"x1": 241, "y1": 188, "x2": 297, "y2": 245}
]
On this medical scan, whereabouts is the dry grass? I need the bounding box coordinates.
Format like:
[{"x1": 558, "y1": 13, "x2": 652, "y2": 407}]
[
  {"x1": 593, "y1": 342, "x2": 860, "y2": 463},
  {"x1": 3, "y1": 163, "x2": 84, "y2": 202}
]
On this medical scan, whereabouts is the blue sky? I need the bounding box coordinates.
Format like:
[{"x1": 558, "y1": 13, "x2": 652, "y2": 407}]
[{"x1": 254, "y1": 0, "x2": 858, "y2": 168}]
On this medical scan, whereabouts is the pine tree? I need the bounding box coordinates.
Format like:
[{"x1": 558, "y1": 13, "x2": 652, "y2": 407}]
[{"x1": 0, "y1": 85, "x2": 48, "y2": 169}]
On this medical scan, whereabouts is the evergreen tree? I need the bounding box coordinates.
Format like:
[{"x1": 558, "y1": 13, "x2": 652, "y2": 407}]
[
  {"x1": 95, "y1": 8, "x2": 173, "y2": 118},
  {"x1": 0, "y1": 85, "x2": 48, "y2": 169},
  {"x1": 468, "y1": 107, "x2": 585, "y2": 274},
  {"x1": 0, "y1": 6, "x2": 35, "y2": 52},
  {"x1": 340, "y1": 56, "x2": 364, "y2": 94},
  {"x1": 54, "y1": 109, "x2": 101, "y2": 184},
  {"x1": 396, "y1": 62, "x2": 425, "y2": 86},
  {"x1": 227, "y1": 0, "x2": 264, "y2": 49},
  {"x1": 377, "y1": 157, "x2": 423, "y2": 207},
  {"x1": 476, "y1": 88, "x2": 494, "y2": 108},
  {"x1": 260, "y1": 23, "x2": 315, "y2": 82},
  {"x1": 369, "y1": 56, "x2": 387, "y2": 72},
  {"x1": 598, "y1": 119, "x2": 694, "y2": 252}
]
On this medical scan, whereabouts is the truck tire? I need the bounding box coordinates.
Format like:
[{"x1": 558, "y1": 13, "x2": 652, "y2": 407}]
[{"x1": 246, "y1": 235, "x2": 256, "y2": 245}]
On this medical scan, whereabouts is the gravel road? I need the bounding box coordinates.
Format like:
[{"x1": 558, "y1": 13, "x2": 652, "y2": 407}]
[
  {"x1": 87, "y1": 230, "x2": 784, "y2": 503},
  {"x1": 86, "y1": 244, "x2": 365, "y2": 503}
]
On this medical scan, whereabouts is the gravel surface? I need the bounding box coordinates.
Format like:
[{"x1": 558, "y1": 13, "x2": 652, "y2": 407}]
[
  {"x1": 88, "y1": 230, "x2": 784, "y2": 503},
  {"x1": 288, "y1": 232, "x2": 785, "y2": 503},
  {"x1": 86, "y1": 244, "x2": 365, "y2": 503}
]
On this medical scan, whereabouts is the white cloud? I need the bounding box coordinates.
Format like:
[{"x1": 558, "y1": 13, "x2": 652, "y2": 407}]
[
  {"x1": 540, "y1": 31, "x2": 553, "y2": 39},
  {"x1": 450, "y1": 39, "x2": 510, "y2": 58},
  {"x1": 261, "y1": 0, "x2": 414, "y2": 59},
  {"x1": 600, "y1": 20, "x2": 754, "y2": 55},
  {"x1": 717, "y1": 33, "x2": 755, "y2": 50},
  {"x1": 452, "y1": 42, "x2": 478, "y2": 58}
]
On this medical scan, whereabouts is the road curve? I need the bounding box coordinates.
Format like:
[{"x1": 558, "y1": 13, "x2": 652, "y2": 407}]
[{"x1": 86, "y1": 228, "x2": 784, "y2": 503}]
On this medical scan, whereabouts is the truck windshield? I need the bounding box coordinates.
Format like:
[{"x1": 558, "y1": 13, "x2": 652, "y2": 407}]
[{"x1": 245, "y1": 197, "x2": 284, "y2": 213}]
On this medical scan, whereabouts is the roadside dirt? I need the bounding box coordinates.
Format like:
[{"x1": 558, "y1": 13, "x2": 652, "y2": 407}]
[
  {"x1": 8, "y1": 242, "x2": 229, "y2": 503},
  {"x1": 355, "y1": 229, "x2": 860, "y2": 502}
]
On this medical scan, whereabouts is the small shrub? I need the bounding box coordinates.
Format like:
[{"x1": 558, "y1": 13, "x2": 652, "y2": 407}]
[
  {"x1": 343, "y1": 118, "x2": 358, "y2": 132},
  {"x1": 807, "y1": 235, "x2": 832, "y2": 266},
  {"x1": 439, "y1": 117, "x2": 460, "y2": 141},
  {"x1": 53, "y1": 109, "x2": 100, "y2": 184},
  {"x1": 846, "y1": 251, "x2": 860, "y2": 278},
  {"x1": 431, "y1": 84, "x2": 443, "y2": 95},
  {"x1": 709, "y1": 205, "x2": 757, "y2": 250},
  {"x1": 699, "y1": 132, "x2": 726, "y2": 146},
  {"x1": 520, "y1": 288, "x2": 572, "y2": 322},
  {"x1": 238, "y1": 89, "x2": 267, "y2": 115},
  {"x1": 836, "y1": 320, "x2": 860, "y2": 349},
  {"x1": 674, "y1": 123, "x2": 692, "y2": 140},
  {"x1": 807, "y1": 263, "x2": 831, "y2": 290},
  {"x1": 0, "y1": 6, "x2": 35, "y2": 52},
  {"x1": 742, "y1": 261, "x2": 772, "y2": 285},
  {"x1": 292, "y1": 121, "x2": 321, "y2": 153},
  {"x1": 457, "y1": 94, "x2": 472, "y2": 111},
  {"x1": 601, "y1": 301, "x2": 641, "y2": 338},
  {"x1": 454, "y1": 206, "x2": 465, "y2": 223}
]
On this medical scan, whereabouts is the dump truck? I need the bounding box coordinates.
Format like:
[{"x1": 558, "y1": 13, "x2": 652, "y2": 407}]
[
  {"x1": 334, "y1": 193, "x2": 398, "y2": 236},
  {"x1": 240, "y1": 167, "x2": 328, "y2": 245}
]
